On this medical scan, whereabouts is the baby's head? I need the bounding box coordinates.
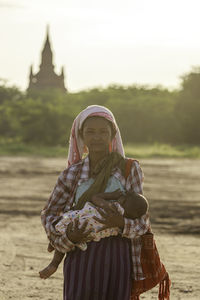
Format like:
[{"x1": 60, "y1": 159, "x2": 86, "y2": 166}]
[{"x1": 118, "y1": 191, "x2": 148, "y2": 219}]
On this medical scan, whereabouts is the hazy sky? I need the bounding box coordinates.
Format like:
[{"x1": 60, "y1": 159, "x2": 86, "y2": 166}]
[{"x1": 0, "y1": 0, "x2": 200, "y2": 92}]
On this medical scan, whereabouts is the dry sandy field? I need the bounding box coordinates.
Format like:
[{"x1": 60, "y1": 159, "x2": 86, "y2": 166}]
[{"x1": 0, "y1": 156, "x2": 200, "y2": 299}]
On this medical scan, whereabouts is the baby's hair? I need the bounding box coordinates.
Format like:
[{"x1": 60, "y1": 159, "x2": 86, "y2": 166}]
[{"x1": 125, "y1": 191, "x2": 149, "y2": 217}]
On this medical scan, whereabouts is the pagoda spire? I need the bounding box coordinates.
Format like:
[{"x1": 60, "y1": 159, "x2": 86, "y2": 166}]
[
  {"x1": 60, "y1": 66, "x2": 64, "y2": 77},
  {"x1": 44, "y1": 25, "x2": 50, "y2": 48},
  {"x1": 28, "y1": 64, "x2": 34, "y2": 82},
  {"x1": 27, "y1": 26, "x2": 67, "y2": 92},
  {"x1": 29, "y1": 64, "x2": 33, "y2": 77},
  {"x1": 27, "y1": 64, "x2": 36, "y2": 90},
  {"x1": 40, "y1": 25, "x2": 54, "y2": 69}
]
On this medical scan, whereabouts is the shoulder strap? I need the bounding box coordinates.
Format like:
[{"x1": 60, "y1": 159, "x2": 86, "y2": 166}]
[{"x1": 125, "y1": 158, "x2": 134, "y2": 179}]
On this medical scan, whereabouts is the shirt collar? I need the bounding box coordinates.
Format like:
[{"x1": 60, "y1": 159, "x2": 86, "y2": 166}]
[
  {"x1": 78, "y1": 155, "x2": 126, "y2": 187},
  {"x1": 78, "y1": 156, "x2": 90, "y2": 184}
]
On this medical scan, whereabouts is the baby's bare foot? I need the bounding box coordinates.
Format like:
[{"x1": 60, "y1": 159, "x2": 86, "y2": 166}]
[{"x1": 39, "y1": 263, "x2": 58, "y2": 279}]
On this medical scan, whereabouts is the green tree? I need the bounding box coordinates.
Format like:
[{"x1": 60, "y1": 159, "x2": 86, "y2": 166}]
[
  {"x1": 0, "y1": 82, "x2": 24, "y2": 138},
  {"x1": 176, "y1": 68, "x2": 200, "y2": 144}
]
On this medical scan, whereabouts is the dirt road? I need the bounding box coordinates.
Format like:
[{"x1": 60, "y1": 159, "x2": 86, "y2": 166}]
[{"x1": 0, "y1": 157, "x2": 200, "y2": 299}]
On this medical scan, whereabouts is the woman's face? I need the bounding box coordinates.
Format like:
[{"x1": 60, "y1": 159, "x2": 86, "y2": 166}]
[{"x1": 81, "y1": 117, "x2": 113, "y2": 154}]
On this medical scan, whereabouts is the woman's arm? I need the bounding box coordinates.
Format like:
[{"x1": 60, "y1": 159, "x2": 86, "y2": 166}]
[
  {"x1": 41, "y1": 165, "x2": 94, "y2": 253},
  {"x1": 122, "y1": 160, "x2": 150, "y2": 238},
  {"x1": 41, "y1": 168, "x2": 76, "y2": 253}
]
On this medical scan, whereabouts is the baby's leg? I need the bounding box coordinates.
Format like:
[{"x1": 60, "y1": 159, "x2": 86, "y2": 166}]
[
  {"x1": 91, "y1": 191, "x2": 123, "y2": 210},
  {"x1": 102, "y1": 190, "x2": 123, "y2": 199},
  {"x1": 47, "y1": 242, "x2": 54, "y2": 252},
  {"x1": 39, "y1": 250, "x2": 64, "y2": 279},
  {"x1": 91, "y1": 195, "x2": 111, "y2": 210}
]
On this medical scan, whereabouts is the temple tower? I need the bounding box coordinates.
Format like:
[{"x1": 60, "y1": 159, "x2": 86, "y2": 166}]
[{"x1": 27, "y1": 27, "x2": 67, "y2": 92}]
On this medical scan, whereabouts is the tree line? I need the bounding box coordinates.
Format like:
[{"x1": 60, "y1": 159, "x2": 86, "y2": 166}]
[{"x1": 0, "y1": 68, "x2": 200, "y2": 146}]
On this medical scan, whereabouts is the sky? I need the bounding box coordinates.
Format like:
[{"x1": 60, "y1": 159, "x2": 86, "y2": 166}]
[{"x1": 0, "y1": 0, "x2": 200, "y2": 92}]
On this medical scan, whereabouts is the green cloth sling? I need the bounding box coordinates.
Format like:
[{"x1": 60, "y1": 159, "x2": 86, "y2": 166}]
[{"x1": 73, "y1": 152, "x2": 126, "y2": 210}]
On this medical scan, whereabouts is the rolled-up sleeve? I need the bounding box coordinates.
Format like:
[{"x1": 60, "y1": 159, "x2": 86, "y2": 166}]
[
  {"x1": 122, "y1": 214, "x2": 150, "y2": 238},
  {"x1": 122, "y1": 160, "x2": 150, "y2": 238}
]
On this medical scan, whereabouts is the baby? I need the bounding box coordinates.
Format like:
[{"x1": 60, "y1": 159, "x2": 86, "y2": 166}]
[{"x1": 39, "y1": 190, "x2": 148, "y2": 279}]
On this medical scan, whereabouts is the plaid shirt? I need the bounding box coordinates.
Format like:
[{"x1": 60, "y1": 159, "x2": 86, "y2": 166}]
[{"x1": 41, "y1": 156, "x2": 150, "y2": 280}]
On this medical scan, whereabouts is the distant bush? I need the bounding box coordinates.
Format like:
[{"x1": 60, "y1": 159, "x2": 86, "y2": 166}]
[{"x1": 0, "y1": 67, "x2": 200, "y2": 146}]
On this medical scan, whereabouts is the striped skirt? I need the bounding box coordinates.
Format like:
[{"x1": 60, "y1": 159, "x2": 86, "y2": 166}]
[{"x1": 63, "y1": 235, "x2": 132, "y2": 300}]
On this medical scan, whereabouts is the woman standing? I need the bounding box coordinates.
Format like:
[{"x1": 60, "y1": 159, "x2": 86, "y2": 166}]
[{"x1": 41, "y1": 105, "x2": 169, "y2": 300}]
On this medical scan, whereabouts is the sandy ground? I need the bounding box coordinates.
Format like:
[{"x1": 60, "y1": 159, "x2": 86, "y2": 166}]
[{"x1": 0, "y1": 156, "x2": 200, "y2": 299}]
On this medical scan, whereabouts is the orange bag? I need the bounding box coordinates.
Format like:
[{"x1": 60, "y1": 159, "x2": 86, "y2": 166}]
[
  {"x1": 125, "y1": 159, "x2": 171, "y2": 299},
  {"x1": 131, "y1": 232, "x2": 170, "y2": 299}
]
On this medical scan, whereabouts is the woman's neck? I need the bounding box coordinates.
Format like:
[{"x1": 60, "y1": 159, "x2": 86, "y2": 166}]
[{"x1": 89, "y1": 150, "x2": 109, "y2": 169}]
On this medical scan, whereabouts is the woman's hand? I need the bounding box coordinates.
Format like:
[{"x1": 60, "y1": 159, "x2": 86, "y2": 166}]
[
  {"x1": 66, "y1": 219, "x2": 93, "y2": 244},
  {"x1": 93, "y1": 204, "x2": 125, "y2": 231}
]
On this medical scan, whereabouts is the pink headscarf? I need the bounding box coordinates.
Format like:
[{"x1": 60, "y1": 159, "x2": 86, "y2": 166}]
[{"x1": 67, "y1": 105, "x2": 125, "y2": 166}]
